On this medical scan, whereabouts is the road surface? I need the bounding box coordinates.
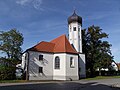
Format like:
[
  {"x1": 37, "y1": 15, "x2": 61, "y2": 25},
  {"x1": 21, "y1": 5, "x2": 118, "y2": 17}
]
[{"x1": 0, "y1": 78, "x2": 120, "y2": 90}]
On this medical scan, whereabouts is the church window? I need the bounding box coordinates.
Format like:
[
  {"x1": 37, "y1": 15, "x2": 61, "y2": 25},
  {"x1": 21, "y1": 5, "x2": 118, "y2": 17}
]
[
  {"x1": 73, "y1": 27, "x2": 76, "y2": 31},
  {"x1": 39, "y1": 55, "x2": 43, "y2": 61},
  {"x1": 38, "y1": 67, "x2": 43, "y2": 73},
  {"x1": 55, "y1": 56, "x2": 60, "y2": 69},
  {"x1": 70, "y1": 57, "x2": 75, "y2": 68}
]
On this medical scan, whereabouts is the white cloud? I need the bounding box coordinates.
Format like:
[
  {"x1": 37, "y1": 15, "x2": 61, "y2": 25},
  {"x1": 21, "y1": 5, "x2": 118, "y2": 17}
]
[
  {"x1": 33, "y1": 0, "x2": 43, "y2": 10},
  {"x1": 16, "y1": 0, "x2": 31, "y2": 5},
  {"x1": 16, "y1": 0, "x2": 43, "y2": 10}
]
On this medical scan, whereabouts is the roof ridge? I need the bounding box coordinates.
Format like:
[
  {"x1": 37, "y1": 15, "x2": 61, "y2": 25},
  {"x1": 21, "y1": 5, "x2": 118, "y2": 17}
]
[
  {"x1": 50, "y1": 34, "x2": 66, "y2": 42},
  {"x1": 50, "y1": 34, "x2": 66, "y2": 53},
  {"x1": 33, "y1": 41, "x2": 55, "y2": 48},
  {"x1": 41, "y1": 41, "x2": 54, "y2": 44}
]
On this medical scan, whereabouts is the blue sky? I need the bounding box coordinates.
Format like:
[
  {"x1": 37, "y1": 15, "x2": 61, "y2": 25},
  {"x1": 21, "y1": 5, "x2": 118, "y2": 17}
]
[{"x1": 0, "y1": 0, "x2": 120, "y2": 62}]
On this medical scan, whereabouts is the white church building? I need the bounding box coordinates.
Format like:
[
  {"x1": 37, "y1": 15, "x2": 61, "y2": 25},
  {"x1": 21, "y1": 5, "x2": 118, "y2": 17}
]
[{"x1": 21, "y1": 11, "x2": 86, "y2": 80}]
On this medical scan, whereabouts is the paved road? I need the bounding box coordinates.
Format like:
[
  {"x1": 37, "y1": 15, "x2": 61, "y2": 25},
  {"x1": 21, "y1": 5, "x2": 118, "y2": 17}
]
[{"x1": 0, "y1": 78, "x2": 120, "y2": 90}]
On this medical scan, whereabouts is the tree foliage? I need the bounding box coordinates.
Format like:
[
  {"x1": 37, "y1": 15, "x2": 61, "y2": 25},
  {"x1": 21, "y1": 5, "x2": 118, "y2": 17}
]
[
  {"x1": 0, "y1": 57, "x2": 16, "y2": 80},
  {"x1": 0, "y1": 29, "x2": 23, "y2": 60},
  {"x1": 82, "y1": 25, "x2": 113, "y2": 77},
  {"x1": 0, "y1": 29, "x2": 23, "y2": 80}
]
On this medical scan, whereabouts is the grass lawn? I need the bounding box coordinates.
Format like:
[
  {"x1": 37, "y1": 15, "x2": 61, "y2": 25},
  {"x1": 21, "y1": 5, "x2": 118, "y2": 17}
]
[
  {"x1": 0, "y1": 80, "x2": 28, "y2": 83},
  {"x1": 0, "y1": 80, "x2": 62, "y2": 83},
  {"x1": 0, "y1": 76, "x2": 120, "y2": 83},
  {"x1": 84, "y1": 76, "x2": 120, "y2": 80}
]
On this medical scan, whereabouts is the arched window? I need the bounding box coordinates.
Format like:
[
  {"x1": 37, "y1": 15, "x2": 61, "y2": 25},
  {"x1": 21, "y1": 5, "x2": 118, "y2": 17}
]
[
  {"x1": 70, "y1": 57, "x2": 75, "y2": 68},
  {"x1": 55, "y1": 56, "x2": 60, "y2": 69}
]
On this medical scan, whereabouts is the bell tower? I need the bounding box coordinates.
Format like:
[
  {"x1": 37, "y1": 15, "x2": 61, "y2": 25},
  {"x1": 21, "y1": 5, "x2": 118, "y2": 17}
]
[{"x1": 68, "y1": 10, "x2": 82, "y2": 53}]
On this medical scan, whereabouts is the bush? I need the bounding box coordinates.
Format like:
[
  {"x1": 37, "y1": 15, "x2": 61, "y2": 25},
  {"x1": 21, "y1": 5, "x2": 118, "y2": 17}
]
[{"x1": 0, "y1": 58, "x2": 16, "y2": 80}]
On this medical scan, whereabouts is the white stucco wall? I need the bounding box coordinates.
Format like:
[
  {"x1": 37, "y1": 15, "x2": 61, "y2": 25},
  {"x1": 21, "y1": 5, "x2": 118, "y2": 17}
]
[
  {"x1": 66, "y1": 54, "x2": 79, "y2": 80},
  {"x1": 22, "y1": 51, "x2": 85, "y2": 80},
  {"x1": 79, "y1": 54, "x2": 86, "y2": 78},
  {"x1": 68, "y1": 22, "x2": 82, "y2": 53},
  {"x1": 21, "y1": 53, "x2": 27, "y2": 70},
  {"x1": 53, "y1": 53, "x2": 79, "y2": 80},
  {"x1": 28, "y1": 51, "x2": 54, "y2": 80},
  {"x1": 53, "y1": 53, "x2": 66, "y2": 80}
]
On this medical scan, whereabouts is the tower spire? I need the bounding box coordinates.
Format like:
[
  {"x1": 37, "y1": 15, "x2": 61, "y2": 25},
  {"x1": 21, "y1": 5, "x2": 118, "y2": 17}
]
[
  {"x1": 74, "y1": 8, "x2": 76, "y2": 13},
  {"x1": 73, "y1": 7, "x2": 76, "y2": 14},
  {"x1": 68, "y1": 11, "x2": 82, "y2": 53}
]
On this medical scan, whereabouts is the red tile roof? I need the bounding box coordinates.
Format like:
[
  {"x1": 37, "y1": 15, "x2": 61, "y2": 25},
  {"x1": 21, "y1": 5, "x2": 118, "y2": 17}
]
[
  {"x1": 29, "y1": 34, "x2": 78, "y2": 54},
  {"x1": 29, "y1": 41, "x2": 55, "y2": 53}
]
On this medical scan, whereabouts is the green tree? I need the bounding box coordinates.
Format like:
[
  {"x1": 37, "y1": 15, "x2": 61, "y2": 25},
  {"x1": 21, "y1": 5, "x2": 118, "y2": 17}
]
[
  {"x1": 82, "y1": 25, "x2": 113, "y2": 77},
  {"x1": 0, "y1": 29, "x2": 23, "y2": 60},
  {"x1": 0, "y1": 57, "x2": 16, "y2": 80},
  {"x1": 0, "y1": 29, "x2": 23, "y2": 80}
]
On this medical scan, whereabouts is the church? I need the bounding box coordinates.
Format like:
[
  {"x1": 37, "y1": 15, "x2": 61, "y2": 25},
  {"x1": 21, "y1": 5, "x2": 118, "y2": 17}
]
[{"x1": 21, "y1": 11, "x2": 86, "y2": 80}]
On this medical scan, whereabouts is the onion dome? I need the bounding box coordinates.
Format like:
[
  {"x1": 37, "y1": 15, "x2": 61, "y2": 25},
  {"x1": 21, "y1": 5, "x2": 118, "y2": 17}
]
[{"x1": 68, "y1": 10, "x2": 82, "y2": 25}]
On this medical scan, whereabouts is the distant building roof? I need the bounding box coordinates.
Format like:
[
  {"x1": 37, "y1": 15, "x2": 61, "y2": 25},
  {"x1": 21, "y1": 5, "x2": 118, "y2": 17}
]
[{"x1": 28, "y1": 35, "x2": 78, "y2": 54}]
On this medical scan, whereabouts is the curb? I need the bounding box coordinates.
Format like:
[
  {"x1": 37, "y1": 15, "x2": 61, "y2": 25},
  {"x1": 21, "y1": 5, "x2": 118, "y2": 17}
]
[{"x1": 111, "y1": 83, "x2": 120, "y2": 88}]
